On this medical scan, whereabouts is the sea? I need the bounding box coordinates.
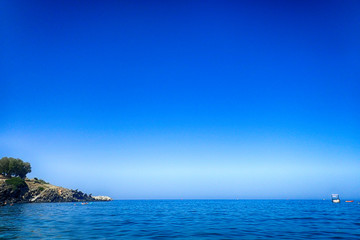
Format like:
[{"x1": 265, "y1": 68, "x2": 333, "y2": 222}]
[{"x1": 1, "y1": 200, "x2": 360, "y2": 239}]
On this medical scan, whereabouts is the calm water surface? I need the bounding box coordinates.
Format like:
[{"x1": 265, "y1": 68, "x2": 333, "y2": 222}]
[{"x1": 1, "y1": 200, "x2": 360, "y2": 239}]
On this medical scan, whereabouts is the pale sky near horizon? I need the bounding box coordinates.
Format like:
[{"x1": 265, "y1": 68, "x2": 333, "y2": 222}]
[{"x1": 1, "y1": 0, "x2": 360, "y2": 199}]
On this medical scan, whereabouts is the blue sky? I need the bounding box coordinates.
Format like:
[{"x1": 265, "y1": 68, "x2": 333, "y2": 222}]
[{"x1": 1, "y1": 0, "x2": 359, "y2": 199}]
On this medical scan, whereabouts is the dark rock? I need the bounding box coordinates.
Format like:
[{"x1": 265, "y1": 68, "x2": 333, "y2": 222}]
[{"x1": 0, "y1": 181, "x2": 29, "y2": 204}]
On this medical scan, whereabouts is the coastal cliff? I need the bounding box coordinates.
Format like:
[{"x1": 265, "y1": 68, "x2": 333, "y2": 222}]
[{"x1": 0, "y1": 176, "x2": 112, "y2": 205}]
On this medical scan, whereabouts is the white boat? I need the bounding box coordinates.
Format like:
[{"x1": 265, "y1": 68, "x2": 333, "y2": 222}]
[{"x1": 331, "y1": 194, "x2": 340, "y2": 203}]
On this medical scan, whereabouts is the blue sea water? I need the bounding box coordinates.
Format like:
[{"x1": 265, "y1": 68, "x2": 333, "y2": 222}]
[{"x1": 1, "y1": 200, "x2": 360, "y2": 239}]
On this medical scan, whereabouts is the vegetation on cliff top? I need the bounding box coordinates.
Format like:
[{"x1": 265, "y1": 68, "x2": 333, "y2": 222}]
[
  {"x1": 34, "y1": 177, "x2": 49, "y2": 184},
  {"x1": 0, "y1": 157, "x2": 31, "y2": 179},
  {"x1": 5, "y1": 177, "x2": 27, "y2": 190}
]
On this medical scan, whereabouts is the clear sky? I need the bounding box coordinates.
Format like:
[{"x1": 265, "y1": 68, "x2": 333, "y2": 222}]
[{"x1": 1, "y1": 0, "x2": 359, "y2": 199}]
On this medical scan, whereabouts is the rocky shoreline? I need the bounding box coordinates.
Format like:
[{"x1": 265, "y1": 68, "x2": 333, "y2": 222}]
[{"x1": 0, "y1": 176, "x2": 112, "y2": 206}]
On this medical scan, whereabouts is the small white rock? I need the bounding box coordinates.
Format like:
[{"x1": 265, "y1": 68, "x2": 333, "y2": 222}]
[{"x1": 92, "y1": 196, "x2": 112, "y2": 201}]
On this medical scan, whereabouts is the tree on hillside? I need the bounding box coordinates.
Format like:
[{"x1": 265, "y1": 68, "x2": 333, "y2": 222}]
[
  {"x1": 0, "y1": 157, "x2": 10, "y2": 176},
  {"x1": 0, "y1": 157, "x2": 31, "y2": 178}
]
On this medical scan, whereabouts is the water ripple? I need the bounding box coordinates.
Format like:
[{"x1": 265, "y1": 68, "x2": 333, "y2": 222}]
[{"x1": 1, "y1": 200, "x2": 360, "y2": 239}]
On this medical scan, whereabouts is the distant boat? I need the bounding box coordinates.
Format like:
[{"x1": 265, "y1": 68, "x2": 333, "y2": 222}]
[
  {"x1": 331, "y1": 194, "x2": 340, "y2": 203},
  {"x1": 345, "y1": 200, "x2": 354, "y2": 203}
]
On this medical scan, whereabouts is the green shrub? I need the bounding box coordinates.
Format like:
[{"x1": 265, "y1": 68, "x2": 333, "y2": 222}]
[
  {"x1": 5, "y1": 177, "x2": 27, "y2": 190},
  {"x1": 34, "y1": 179, "x2": 49, "y2": 184},
  {"x1": 38, "y1": 186, "x2": 45, "y2": 191}
]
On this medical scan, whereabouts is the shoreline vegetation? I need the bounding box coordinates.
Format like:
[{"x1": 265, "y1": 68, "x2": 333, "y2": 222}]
[{"x1": 0, "y1": 157, "x2": 112, "y2": 206}]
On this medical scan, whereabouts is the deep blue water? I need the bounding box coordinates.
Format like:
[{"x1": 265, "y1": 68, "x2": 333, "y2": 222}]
[{"x1": 1, "y1": 200, "x2": 360, "y2": 239}]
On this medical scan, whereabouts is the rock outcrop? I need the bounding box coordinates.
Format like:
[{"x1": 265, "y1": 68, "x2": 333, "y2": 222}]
[
  {"x1": 0, "y1": 180, "x2": 29, "y2": 204},
  {"x1": 0, "y1": 177, "x2": 112, "y2": 205}
]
